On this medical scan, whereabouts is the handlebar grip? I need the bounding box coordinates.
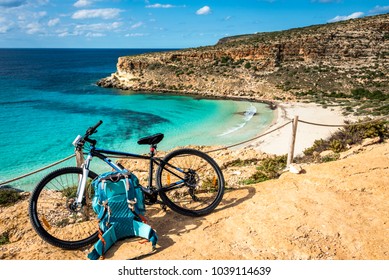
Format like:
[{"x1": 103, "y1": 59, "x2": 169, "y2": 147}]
[
  {"x1": 91, "y1": 120, "x2": 103, "y2": 131},
  {"x1": 86, "y1": 120, "x2": 103, "y2": 136}
]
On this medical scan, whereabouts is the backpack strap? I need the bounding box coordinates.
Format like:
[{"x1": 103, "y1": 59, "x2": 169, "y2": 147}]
[
  {"x1": 133, "y1": 220, "x2": 158, "y2": 249},
  {"x1": 87, "y1": 225, "x2": 118, "y2": 260},
  {"x1": 87, "y1": 220, "x2": 158, "y2": 260},
  {"x1": 122, "y1": 172, "x2": 157, "y2": 248},
  {"x1": 124, "y1": 174, "x2": 138, "y2": 212},
  {"x1": 97, "y1": 179, "x2": 108, "y2": 206}
]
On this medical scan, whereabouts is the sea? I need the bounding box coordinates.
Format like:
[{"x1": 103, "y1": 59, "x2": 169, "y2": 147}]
[{"x1": 0, "y1": 48, "x2": 275, "y2": 190}]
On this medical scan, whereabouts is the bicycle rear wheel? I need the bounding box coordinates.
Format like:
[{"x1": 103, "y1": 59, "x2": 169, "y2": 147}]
[
  {"x1": 29, "y1": 167, "x2": 99, "y2": 250},
  {"x1": 156, "y1": 148, "x2": 225, "y2": 216}
]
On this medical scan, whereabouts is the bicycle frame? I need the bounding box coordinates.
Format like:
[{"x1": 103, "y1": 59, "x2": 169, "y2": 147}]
[{"x1": 75, "y1": 145, "x2": 186, "y2": 206}]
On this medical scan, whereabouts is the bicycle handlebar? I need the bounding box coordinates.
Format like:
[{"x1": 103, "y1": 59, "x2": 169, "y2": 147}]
[
  {"x1": 85, "y1": 120, "x2": 103, "y2": 137},
  {"x1": 73, "y1": 120, "x2": 103, "y2": 149}
]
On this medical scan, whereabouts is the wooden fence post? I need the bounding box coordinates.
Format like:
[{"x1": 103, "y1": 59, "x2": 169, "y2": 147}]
[{"x1": 287, "y1": 115, "x2": 299, "y2": 167}]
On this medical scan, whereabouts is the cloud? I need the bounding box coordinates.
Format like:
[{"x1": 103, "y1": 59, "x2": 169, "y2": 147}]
[
  {"x1": 328, "y1": 12, "x2": 364, "y2": 23},
  {"x1": 58, "y1": 31, "x2": 74, "y2": 37},
  {"x1": 73, "y1": 0, "x2": 92, "y2": 8},
  {"x1": 25, "y1": 22, "x2": 44, "y2": 34},
  {"x1": 57, "y1": 21, "x2": 122, "y2": 39},
  {"x1": 58, "y1": 30, "x2": 106, "y2": 38},
  {"x1": 48, "y1": 18, "x2": 60, "y2": 27},
  {"x1": 369, "y1": 5, "x2": 389, "y2": 15},
  {"x1": 196, "y1": 6, "x2": 211, "y2": 15},
  {"x1": 125, "y1": 33, "x2": 147, "y2": 37},
  {"x1": 146, "y1": 3, "x2": 174, "y2": 8},
  {"x1": 75, "y1": 22, "x2": 122, "y2": 32},
  {"x1": 85, "y1": 32, "x2": 105, "y2": 37},
  {"x1": 0, "y1": 25, "x2": 10, "y2": 33},
  {"x1": 312, "y1": 0, "x2": 340, "y2": 3},
  {"x1": 130, "y1": 21, "x2": 143, "y2": 29},
  {"x1": 34, "y1": 11, "x2": 47, "y2": 18},
  {"x1": 0, "y1": 0, "x2": 26, "y2": 8},
  {"x1": 0, "y1": 17, "x2": 13, "y2": 33},
  {"x1": 72, "y1": 8, "x2": 123, "y2": 20}
]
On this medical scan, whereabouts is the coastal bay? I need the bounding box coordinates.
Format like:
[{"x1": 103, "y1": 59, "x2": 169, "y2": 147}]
[
  {"x1": 0, "y1": 49, "x2": 277, "y2": 190},
  {"x1": 95, "y1": 14, "x2": 389, "y2": 158}
]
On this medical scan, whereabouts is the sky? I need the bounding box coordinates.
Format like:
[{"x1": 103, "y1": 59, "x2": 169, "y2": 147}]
[{"x1": 0, "y1": 0, "x2": 388, "y2": 48}]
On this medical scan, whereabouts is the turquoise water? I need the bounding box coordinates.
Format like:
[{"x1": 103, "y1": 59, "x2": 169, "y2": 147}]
[{"x1": 0, "y1": 49, "x2": 275, "y2": 190}]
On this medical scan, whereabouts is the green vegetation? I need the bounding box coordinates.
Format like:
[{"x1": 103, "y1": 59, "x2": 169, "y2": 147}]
[
  {"x1": 60, "y1": 182, "x2": 94, "y2": 201},
  {"x1": 61, "y1": 185, "x2": 78, "y2": 199},
  {"x1": 300, "y1": 118, "x2": 389, "y2": 162},
  {"x1": 320, "y1": 153, "x2": 340, "y2": 163},
  {"x1": 220, "y1": 56, "x2": 232, "y2": 64},
  {"x1": 293, "y1": 87, "x2": 389, "y2": 116},
  {"x1": 0, "y1": 232, "x2": 10, "y2": 246},
  {"x1": 244, "y1": 62, "x2": 252, "y2": 69},
  {"x1": 202, "y1": 177, "x2": 219, "y2": 193},
  {"x1": 243, "y1": 155, "x2": 287, "y2": 185},
  {"x1": 221, "y1": 158, "x2": 260, "y2": 169},
  {"x1": 240, "y1": 119, "x2": 387, "y2": 185},
  {"x1": 351, "y1": 88, "x2": 387, "y2": 101},
  {"x1": 0, "y1": 189, "x2": 22, "y2": 206}
]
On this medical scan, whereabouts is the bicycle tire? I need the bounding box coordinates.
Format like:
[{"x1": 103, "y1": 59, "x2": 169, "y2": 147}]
[
  {"x1": 156, "y1": 148, "x2": 225, "y2": 216},
  {"x1": 29, "y1": 167, "x2": 99, "y2": 250}
]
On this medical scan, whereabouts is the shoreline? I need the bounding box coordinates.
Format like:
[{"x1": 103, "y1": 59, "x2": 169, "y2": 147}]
[
  {"x1": 251, "y1": 102, "x2": 358, "y2": 156},
  {"x1": 145, "y1": 89, "x2": 355, "y2": 156},
  {"x1": 120, "y1": 89, "x2": 278, "y2": 110},
  {"x1": 118, "y1": 89, "x2": 357, "y2": 156}
]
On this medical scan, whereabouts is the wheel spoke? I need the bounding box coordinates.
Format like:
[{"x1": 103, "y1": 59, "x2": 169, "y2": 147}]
[
  {"x1": 29, "y1": 167, "x2": 99, "y2": 249},
  {"x1": 157, "y1": 149, "x2": 224, "y2": 216}
]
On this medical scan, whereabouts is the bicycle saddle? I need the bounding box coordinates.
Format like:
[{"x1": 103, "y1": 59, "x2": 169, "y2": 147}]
[{"x1": 137, "y1": 133, "x2": 164, "y2": 145}]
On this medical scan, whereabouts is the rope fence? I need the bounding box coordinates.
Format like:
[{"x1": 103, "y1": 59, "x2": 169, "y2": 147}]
[
  {"x1": 204, "y1": 120, "x2": 293, "y2": 154},
  {"x1": 298, "y1": 115, "x2": 389, "y2": 128},
  {"x1": 0, "y1": 154, "x2": 75, "y2": 187},
  {"x1": 1, "y1": 114, "x2": 388, "y2": 187}
]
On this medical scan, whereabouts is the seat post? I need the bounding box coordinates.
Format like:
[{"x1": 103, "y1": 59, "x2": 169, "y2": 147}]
[
  {"x1": 148, "y1": 144, "x2": 157, "y2": 189},
  {"x1": 150, "y1": 144, "x2": 157, "y2": 157}
]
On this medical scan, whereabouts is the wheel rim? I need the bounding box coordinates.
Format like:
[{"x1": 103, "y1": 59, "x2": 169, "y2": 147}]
[
  {"x1": 33, "y1": 171, "x2": 98, "y2": 244},
  {"x1": 159, "y1": 152, "x2": 222, "y2": 213}
]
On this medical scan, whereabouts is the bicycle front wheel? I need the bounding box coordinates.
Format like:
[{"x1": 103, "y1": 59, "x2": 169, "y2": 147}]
[
  {"x1": 29, "y1": 167, "x2": 99, "y2": 250},
  {"x1": 156, "y1": 148, "x2": 225, "y2": 216}
]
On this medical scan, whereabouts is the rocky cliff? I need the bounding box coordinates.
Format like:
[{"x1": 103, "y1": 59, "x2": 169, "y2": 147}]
[{"x1": 98, "y1": 13, "x2": 389, "y2": 105}]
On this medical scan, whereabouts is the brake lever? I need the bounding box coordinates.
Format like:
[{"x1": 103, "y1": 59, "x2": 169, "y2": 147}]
[{"x1": 85, "y1": 137, "x2": 97, "y2": 146}]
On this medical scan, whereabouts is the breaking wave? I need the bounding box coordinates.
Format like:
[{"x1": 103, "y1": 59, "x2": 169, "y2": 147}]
[{"x1": 219, "y1": 104, "x2": 257, "y2": 136}]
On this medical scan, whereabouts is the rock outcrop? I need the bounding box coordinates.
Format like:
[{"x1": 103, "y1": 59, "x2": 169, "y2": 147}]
[{"x1": 97, "y1": 13, "x2": 389, "y2": 102}]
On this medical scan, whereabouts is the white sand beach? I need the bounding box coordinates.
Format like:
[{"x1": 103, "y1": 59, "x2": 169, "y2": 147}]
[{"x1": 252, "y1": 102, "x2": 357, "y2": 156}]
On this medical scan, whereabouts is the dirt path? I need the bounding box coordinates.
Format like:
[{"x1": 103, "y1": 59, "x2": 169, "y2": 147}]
[{"x1": 1, "y1": 142, "x2": 388, "y2": 260}]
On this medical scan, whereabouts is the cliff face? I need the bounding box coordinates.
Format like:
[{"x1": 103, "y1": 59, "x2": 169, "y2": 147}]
[
  {"x1": 98, "y1": 13, "x2": 389, "y2": 102},
  {"x1": 97, "y1": 48, "x2": 286, "y2": 101}
]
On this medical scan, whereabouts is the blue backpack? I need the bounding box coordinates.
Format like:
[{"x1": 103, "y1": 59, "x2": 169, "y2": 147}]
[{"x1": 87, "y1": 171, "x2": 158, "y2": 260}]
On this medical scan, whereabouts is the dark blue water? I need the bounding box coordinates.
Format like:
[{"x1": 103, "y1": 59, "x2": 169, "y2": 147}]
[{"x1": 0, "y1": 49, "x2": 274, "y2": 190}]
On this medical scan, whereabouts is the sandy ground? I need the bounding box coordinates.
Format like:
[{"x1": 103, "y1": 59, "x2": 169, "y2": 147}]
[
  {"x1": 1, "y1": 139, "x2": 388, "y2": 260},
  {"x1": 0, "y1": 102, "x2": 387, "y2": 261},
  {"x1": 255, "y1": 102, "x2": 357, "y2": 156}
]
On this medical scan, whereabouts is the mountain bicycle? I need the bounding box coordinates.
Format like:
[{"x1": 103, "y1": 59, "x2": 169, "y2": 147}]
[{"x1": 28, "y1": 120, "x2": 225, "y2": 250}]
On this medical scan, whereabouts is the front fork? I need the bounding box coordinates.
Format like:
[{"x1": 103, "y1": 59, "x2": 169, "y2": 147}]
[{"x1": 75, "y1": 154, "x2": 92, "y2": 206}]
